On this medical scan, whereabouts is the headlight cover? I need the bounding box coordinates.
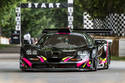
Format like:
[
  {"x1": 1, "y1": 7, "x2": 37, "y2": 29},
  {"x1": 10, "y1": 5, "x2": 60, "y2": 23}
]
[
  {"x1": 26, "y1": 50, "x2": 32, "y2": 55},
  {"x1": 32, "y1": 50, "x2": 37, "y2": 55},
  {"x1": 77, "y1": 51, "x2": 89, "y2": 56},
  {"x1": 26, "y1": 49, "x2": 37, "y2": 55},
  {"x1": 77, "y1": 51, "x2": 90, "y2": 58}
]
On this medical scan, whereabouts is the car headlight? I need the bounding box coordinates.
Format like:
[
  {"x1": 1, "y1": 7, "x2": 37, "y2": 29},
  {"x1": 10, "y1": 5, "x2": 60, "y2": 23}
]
[
  {"x1": 26, "y1": 50, "x2": 38, "y2": 55},
  {"x1": 77, "y1": 51, "x2": 90, "y2": 58},
  {"x1": 32, "y1": 50, "x2": 37, "y2": 55},
  {"x1": 26, "y1": 50, "x2": 32, "y2": 55},
  {"x1": 77, "y1": 51, "x2": 89, "y2": 56}
]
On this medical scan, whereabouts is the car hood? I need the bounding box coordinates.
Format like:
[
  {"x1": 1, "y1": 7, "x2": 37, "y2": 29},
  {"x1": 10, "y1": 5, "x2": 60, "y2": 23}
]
[
  {"x1": 22, "y1": 44, "x2": 89, "y2": 58},
  {"x1": 39, "y1": 45, "x2": 88, "y2": 58}
]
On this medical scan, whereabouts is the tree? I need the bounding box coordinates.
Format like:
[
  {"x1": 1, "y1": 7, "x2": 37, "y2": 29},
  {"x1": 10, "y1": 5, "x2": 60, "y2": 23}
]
[
  {"x1": 0, "y1": 0, "x2": 27, "y2": 37},
  {"x1": 1, "y1": 0, "x2": 84, "y2": 37},
  {"x1": 78, "y1": 0, "x2": 125, "y2": 18},
  {"x1": 0, "y1": 0, "x2": 26, "y2": 26},
  {"x1": 21, "y1": 0, "x2": 83, "y2": 37},
  {"x1": 21, "y1": 8, "x2": 56, "y2": 37}
]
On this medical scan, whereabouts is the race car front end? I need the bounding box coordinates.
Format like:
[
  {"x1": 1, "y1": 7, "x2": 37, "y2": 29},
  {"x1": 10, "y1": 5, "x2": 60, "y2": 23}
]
[
  {"x1": 20, "y1": 48, "x2": 95, "y2": 71},
  {"x1": 20, "y1": 29, "x2": 99, "y2": 71}
]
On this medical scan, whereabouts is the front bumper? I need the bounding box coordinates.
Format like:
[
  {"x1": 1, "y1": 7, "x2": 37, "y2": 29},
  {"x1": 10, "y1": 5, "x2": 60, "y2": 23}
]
[
  {"x1": 21, "y1": 68, "x2": 92, "y2": 71},
  {"x1": 20, "y1": 57, "x2": 93, "y2": 71}
]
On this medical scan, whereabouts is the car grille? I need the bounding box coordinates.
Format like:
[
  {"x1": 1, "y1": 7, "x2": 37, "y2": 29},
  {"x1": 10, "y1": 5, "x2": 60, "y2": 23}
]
[
  {"x1": 32, "y1": 64, "x2": 48, "y2": 68},
  {"x1": 32, "y1": 64, "x2": 76, "y2": 68},
  {"x1": 47, "y1": 58, "x2": 62, "y2": 62}
]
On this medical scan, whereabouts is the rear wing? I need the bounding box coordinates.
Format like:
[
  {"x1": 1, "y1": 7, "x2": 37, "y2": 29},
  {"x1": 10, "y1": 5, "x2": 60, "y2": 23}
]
[
  {"x1": 42, "y1": 29, "x2": 71, "y2": 34},
  {"x1": 42, "y1": 29, "x2": 114, "y2": 36},
  {"x1": 72, "y1": 29, "x2": 113, "y2": 36}
]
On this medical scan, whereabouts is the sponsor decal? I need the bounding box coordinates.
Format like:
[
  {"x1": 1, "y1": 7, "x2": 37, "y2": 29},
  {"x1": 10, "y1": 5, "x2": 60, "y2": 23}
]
[
  {"x1": 100, "y1": 58, "x2": 107, "y2": 64},
  {"x1": 22, "y1": 58, "x2": 32, "y2": 67},
  {"x1": 76, "y1": 59, "x2": 89, "y2": 67},
  {"x1": 62, "y1": 57, "x2": 72, "y2": 62},
  {"x1": 37, "y1": 56, "x2": 47, "y2": 63}
]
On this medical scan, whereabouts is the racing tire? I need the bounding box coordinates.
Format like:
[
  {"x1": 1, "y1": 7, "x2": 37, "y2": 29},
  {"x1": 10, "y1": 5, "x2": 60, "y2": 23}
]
[
  {"x1": 20, "y1": 68, "x2": 26, "y2": 72},
  {"x1": 104, "y1": 62, "x2": 109, "y2": 69},
  {"x1": 105, "y1": 64, "x2": 109, "y2": 69},
  {"x1": 20, "y1": 64, "x2": 26, "y2": 72},
  {"x1": 20, "y1": 67, "x2": 31, "y2": 72},
  {"x1": 104, "y1": 49, "x2": 111, "y2": 69},
  {"x1": 92, "y1": 57, "x2": 98, "y2": 71},
  {"x1": 104, "y1": 57, "x2": 110, "y2": 69},
  {"x1": 19, "y1": 61, "x2": 31, "y2": 72}
]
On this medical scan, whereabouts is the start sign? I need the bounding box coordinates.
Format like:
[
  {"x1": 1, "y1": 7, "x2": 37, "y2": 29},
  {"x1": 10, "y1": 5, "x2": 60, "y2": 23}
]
[
  {"x1": 21, "y1": 3, "x2": 66, "y2": 8},
  {"x1": 16, "y1": 0, "x2": 74, "y2": 44}
]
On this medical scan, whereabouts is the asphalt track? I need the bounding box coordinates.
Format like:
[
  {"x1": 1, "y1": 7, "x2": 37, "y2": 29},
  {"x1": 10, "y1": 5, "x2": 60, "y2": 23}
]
[{"x1": 0, "y1": 53, "x2": 125, "y2": 83}]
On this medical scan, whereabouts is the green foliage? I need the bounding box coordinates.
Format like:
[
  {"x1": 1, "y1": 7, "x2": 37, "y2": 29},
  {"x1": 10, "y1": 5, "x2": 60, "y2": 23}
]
[
  {"x1": 74, "y1": 2, "x2": 83, "y2": 28},
  {"x1": 78, "y1": 0, "x2": 125, "y2": 18},
  {"x1": 112, "y1": 56, "x2": 125, "y2": 61},
  {"x1": 0, "y1": 0, "x2": 27, "y2": 37},
  {"x1": 0, "y1": 44, "x2": 16, "y2": 49},
  {"x1": 0, "y1": 0, "x2": 89, "y2": 37},
  {"x1": 21, "y1": 0, "x2": 83, "y2": 37},
  {"x1": 1, "y1": 0, "x2": 125, "y2": 38},
  {"x1": 21, "y1": 8, "x2": 57, "y2": 37},
  {"x1": 0, "y1": 0, "x2": 24, "y2": 26}
]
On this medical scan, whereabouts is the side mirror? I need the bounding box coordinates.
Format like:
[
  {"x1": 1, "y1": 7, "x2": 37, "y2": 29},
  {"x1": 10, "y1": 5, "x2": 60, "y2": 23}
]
[{"x1": 95, "y1": 40, "x2": 105, "y2": 45}]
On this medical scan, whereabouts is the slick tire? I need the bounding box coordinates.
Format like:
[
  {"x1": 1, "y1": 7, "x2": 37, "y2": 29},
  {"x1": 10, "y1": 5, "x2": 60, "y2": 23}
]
[
  {"x1": 20, "y1": 68, "x2": 31, "y2": 72},
  {"x1": 104, "y1": 57, "x2": 109, "y2": 69},
  {"x1": 92, "y1": 57, "x2": 98, "y2": 71}
]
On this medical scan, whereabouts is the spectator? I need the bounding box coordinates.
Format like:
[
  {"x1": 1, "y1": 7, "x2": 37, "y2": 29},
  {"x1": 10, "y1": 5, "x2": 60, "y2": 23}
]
[{"x1": 23, "y1": 32, "x2": 32, "y2": 44}]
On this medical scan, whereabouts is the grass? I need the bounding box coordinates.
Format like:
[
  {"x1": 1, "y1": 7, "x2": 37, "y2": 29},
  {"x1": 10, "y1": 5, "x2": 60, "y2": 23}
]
[
  {"x1": 111, "y1": 56, "x2": 125, "y2": 61},
  {"x1": 0, "y1": 44, "x2": 16, "y2": 49}
]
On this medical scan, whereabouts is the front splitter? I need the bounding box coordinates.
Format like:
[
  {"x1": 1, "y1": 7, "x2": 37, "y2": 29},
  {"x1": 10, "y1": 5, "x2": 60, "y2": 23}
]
[{"x1": 20, "y1": 68, "x2": 92, "y2": 72}]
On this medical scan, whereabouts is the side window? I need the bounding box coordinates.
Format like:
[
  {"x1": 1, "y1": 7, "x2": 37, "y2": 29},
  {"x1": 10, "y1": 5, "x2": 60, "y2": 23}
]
[
  {"x1": 84, "y1": 34, "x2": 94, "y2": 45},
  {"x1": 37, "y1": 34, "x2": 48, "y2": 45}
]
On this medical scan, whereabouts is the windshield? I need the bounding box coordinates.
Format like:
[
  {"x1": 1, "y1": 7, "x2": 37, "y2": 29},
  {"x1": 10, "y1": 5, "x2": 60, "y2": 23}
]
[{"x1": 41, "y1": 34, "x2": 87, "y2": 49}]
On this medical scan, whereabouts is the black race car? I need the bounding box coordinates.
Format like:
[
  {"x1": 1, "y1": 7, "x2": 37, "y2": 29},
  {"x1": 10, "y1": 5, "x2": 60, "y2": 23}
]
[{"x1": 20, "y1": 29, "x2": 112, "y2": 71}]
